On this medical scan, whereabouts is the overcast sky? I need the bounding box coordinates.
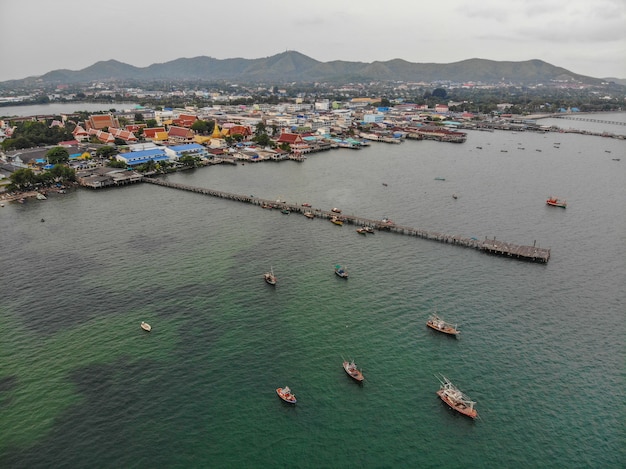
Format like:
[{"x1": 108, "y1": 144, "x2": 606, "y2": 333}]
[{"x1": 1, "y1": 0, "x2": 625, "y2": 83}]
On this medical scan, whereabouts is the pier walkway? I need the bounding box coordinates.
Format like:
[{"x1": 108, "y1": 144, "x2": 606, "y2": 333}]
[{"x1": 142, "y1": 177, "x2": 550, "y2": 263}]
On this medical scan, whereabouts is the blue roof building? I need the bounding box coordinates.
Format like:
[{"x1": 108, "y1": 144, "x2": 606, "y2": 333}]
[
  {"x1": 164, "y1": 143, "x2": 209, "y2": 160},
  {"x1": 116, "y1": 148, "x2": 170, "y2": 166}
]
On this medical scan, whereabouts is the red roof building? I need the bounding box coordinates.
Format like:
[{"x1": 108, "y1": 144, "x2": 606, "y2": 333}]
[
  {"x1": 172, "y1": 114, "x2": 198, "y2": 128},
  {"x1": 108, "y1": 127, "x2": 137, "y2": 142},
  {"x1": 143, "y1": 127, "x2": 167, "y2": 139},
  {"x1": 88, "y1": 129, "x2": 115, "y2": 143},
  {"x1": 85, "y1": 114, "x2": 120, "y2": 131},
  {"x1": 168, "y1": 125, "x2": 195, "y2": 142},
  {"x1": 276, "y1": 133, "x2": 304, "y2": 145},
  {"x1": 227, "y1": 125, "x2": 252, "y2": 138}
]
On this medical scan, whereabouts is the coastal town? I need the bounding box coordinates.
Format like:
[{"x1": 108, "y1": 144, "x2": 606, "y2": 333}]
[{"x1": 2, "y1": 94, "x2": 624, "y2": 198}]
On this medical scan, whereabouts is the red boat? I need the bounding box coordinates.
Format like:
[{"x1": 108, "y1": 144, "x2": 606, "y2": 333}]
[
  {"x1": 546, "y1": 196, "x2": 567, "y2": 208},
  {"x1": 276, "y1": 386, "x2": 297, "y2": 404},
  {"x1": 343, "y1": 360, "x2": 364, "y2": 382},
  {"x1": 436, "y1": 375, "x2": 478, "y2": 419}
]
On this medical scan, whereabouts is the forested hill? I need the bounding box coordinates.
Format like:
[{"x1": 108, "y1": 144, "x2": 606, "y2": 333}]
[{"x1": 3, "y1": 51, "x2": 608, "y2": 86}]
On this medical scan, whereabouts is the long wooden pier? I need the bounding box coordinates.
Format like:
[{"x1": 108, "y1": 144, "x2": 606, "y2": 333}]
[{"x1": 142, "y1": 177, "x2": 550, "y2": 263}]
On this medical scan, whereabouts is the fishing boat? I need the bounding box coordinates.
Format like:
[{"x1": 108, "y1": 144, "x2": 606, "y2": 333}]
[
  {"x1": 334, "y1": 265, "x2": 348, "y2": 278},
  {"x1": 301, "y1": 202, "x2": 312, "y2": 207},
  {"x1": 436, "y1": 375, "x2": 478, "y2": 419},
  {"x1": 356, "y1": 227, "x2": 367, "y2": 235},
  {"x1": 343, "y1": 360, "x2": 364, "y2": 382},
  {"x1": 281, "y1": 208, "x2": 290, "y2": 215},
  {"x1": 304, "y1": 211, "x2": 314, "y2": 219},
  {"x1": 36, "y1": 192, "x2": 47, "y2": 200},
  {"x1": 434, "y1": 177, "x2": 446, "y2": 181},
  {"x1": 330, "y1": 216, "x2": 343, "y2": 226},
  {"x1": 546, "y1": 196, "x2": 567, "y2": 208},
  {"x1": 331, "y1": 207, "x2": 342, "y2": 213},
  {"x1": 261, "y1": 203, "x2": 273, "y2": 209},
  {"x1": 452, "y1": 193, "x2": 458, "y2": 199},
  {"x1": 140, "y1": 321, "x2": 152, "y2": 332},
  {"x1": 276, "y1": 386, "x2": 297, "y2": 404},
  {"x1": 264, "y1": 267, "x2": 277, "y2": 285},
  {"x1": 426, "y1": 314, "x2": 459, "y2": 337},
  {"x1": 363, "y1": 226, "x2": 375, "y2": 234}
]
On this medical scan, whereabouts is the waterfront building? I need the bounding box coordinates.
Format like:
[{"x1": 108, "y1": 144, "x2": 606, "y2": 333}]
[
  {"x1": 115, "y1": 148, "x2": 170, "y2": 166},
  {"x1": 164, "y1": 143, "x2": 209, "y2": 161}
]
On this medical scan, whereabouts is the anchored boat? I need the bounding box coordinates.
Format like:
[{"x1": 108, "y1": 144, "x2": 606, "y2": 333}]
[
  {"x1": 426, "y1": 314, "x2": 460, "y2": 337},
  {"x1": 334, "y1": 265, "x2": 348, "y2": 279},
  {"x1": 330, "y1": 216, "x2": 343, "y2": 226},
  {"x1": 276, "y1": 386, "x2": 297, "y2": 404},
  {"x1": 264, "y1": 267, "x2": 277, "y2": 285},
  {"x1": 343, "y1": 360, "x2": 364, "y2": 382},
  {"x1": 436, "y1": 375, "x2": 478, "y2": 419},
  {"x1": 140, "y1": 321, "x2": 152, "y2": 332},
  {"x1": 546, "y1": 196, "x2": 567, "y2": 208}
]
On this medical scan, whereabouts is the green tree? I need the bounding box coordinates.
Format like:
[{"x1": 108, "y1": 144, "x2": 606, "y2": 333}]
[
  {"x1": 179, "y1": 153, "x2": 197, "y2": 168},
  {"x1": 46, "y1": 146, "x2": 70, "y2": 165},
  {"x1": 48, "y1": 164, "x2": 76, "y2": 183},
  {"x1": 9, "y1": 168, "x2": 37, "y2": 191},
  {"x1": 191, "y1": 119, "x2": 209, "y2": 134},
  {"x1": 255, "y1": 122, "x2": 267, "y2": 137},
  {"x1": 134, "y1": 112, "x2": 144, "y2": 123},
  {"x1": 146, "y1": 119, "x2": 158, "y2": 127},
  {"x1": 253, "y1": 133, "x2": 271, "y2": 147},
  {"x1": 432, "y1": 88, "x2": 448, "y2": 99},
  {"x1": 96, "y1": 146, "x2": 117, "y2": 158}
]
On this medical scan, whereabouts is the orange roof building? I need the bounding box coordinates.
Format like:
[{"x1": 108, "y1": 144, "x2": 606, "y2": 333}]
[{"x1": 85, "y1": 114, "x2": 120, "y2": 131}]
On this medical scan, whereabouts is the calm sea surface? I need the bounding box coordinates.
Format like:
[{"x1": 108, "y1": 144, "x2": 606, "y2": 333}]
[{"x1": 1, "y1": 116, "x2": 625, "y2": 468}]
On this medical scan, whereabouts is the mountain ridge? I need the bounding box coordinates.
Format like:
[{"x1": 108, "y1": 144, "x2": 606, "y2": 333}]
[{"x1": 2, "y1": 51, "x2": 616, "y2": 86}]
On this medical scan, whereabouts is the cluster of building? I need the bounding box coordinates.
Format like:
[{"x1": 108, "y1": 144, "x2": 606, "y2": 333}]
[{"x1": 5, "y1": 98, "x2": 540, "y2": 189}]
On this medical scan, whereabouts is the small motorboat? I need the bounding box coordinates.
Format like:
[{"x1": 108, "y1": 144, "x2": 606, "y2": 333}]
[
  {"x1": 304, "y1": 211, "x2": 314, "y2": 219},
  {"x1": 356, "y1": 228, "x2": 367, "y2": 235},
  {"x1": 276, "y1": 386, "x2": 297, "y2": 404},
  {"x1": 330, "y1": 216, "x2": 343, "y2": 226},
  {"x1": 140, "y1": 321, "x2": 152, "y2": 332},
  {"x1": 343, "y1": 360, "x2": 364, "y2": 382},
  {"x1": 331, "y1": 207, "x2": 342, "y2": 213},
  {"x1": 546, "y1": 196, "x2": 567, "y2": 208},
  {"x1": 363, "y1": 226, "x2": 375, "y2": 234},
  {"x1": 264, "y1": 267, "x2": 277, "y2": 286},
  {"x1": 452, "y1": 194, "x2": 458, "y2": 200},
  {"x1": 335, "y1": 265, "x2": 348, "y2": 279}
]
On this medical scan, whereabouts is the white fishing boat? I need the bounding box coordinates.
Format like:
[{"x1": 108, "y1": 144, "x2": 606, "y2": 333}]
[
  {"x1": 334, "y1": 265, "x2": 348, "y2": 278},
  {"x1": 140, "y1": 321, "x2": 152, "y2": 332}
]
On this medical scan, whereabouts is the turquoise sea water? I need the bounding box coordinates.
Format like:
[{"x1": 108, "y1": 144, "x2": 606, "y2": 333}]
[{"x1": 1, "y1": 121, "x2": 625, "y2": 468}]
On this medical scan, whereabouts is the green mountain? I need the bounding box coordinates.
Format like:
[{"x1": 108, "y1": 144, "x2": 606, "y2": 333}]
[{"x1": 4, "y1": 51, "x2": 608, "y2": 86}]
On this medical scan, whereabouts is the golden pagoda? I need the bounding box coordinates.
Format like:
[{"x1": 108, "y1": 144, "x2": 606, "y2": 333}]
[{"x1": 211, "y1": 120, "x2": 223, "y2": 139}]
